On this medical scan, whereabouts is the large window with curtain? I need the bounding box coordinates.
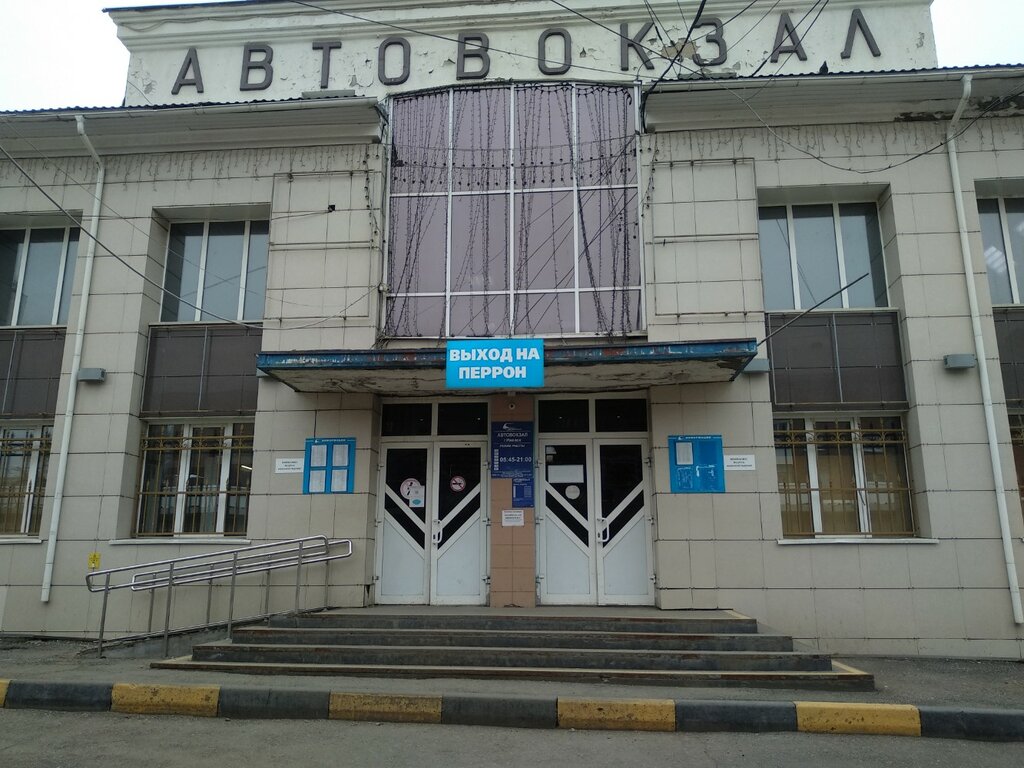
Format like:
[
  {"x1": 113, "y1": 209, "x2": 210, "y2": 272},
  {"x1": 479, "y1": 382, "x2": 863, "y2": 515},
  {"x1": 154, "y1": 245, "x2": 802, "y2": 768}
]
[{"x1": 385, "y1": 83, "x2": 642, "y2": 338}]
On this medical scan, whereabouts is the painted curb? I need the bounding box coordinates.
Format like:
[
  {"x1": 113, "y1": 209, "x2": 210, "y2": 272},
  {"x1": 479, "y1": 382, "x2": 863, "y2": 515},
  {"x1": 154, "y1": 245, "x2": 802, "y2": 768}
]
[
  {"x1": 1, "y1": 680, "x2": 1023, "y2": 741},
  {"x1": 558, "y1": 697, "x2": 676, "y2": 732},
  {"x1": 4, "y1": 681, "x2": 112, "y2": 712},
  {"x1": 111, "y1": 683, "x2": 219, "y2": 717},
  {"x1": 677, "y1": 700, "x2": 797, "y2": 732},
  {"x1": 796, "y1": 701, "x2": 921, "y2": 737},
  {"x1": 442, "y1": 694, "x2": 556, "y2": 728},
  {"x1": 219, "y1": 687, "x2": 329, "y2": 720},
  {"x1": 919, "y1": 706, "x2": 1024, "y2": 741},
  {"x1": 329, "y1": 692, "x2": 442, "y2": 723}
]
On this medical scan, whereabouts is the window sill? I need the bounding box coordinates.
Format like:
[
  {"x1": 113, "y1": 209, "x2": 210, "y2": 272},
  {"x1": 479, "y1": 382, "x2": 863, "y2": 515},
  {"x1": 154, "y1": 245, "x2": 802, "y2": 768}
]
[
  {"x1": 0, "y1": 537, "x2": 43, "y2": 545},
  {"x1": 776, "y1": 537, "x2": 938, "y2": 545},
  {"x1": 109, "y1": 538, "x2": 252, "y2": 546}
]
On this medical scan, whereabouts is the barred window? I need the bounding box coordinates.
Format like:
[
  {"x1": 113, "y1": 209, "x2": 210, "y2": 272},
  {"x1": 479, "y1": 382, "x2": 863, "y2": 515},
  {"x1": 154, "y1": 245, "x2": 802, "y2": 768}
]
[
  {"x1": 1010, "y1": 413, "x2": 1024, "y2": 515},
  {"x1": 385, "y1": 83, "x2": 641, "y2": 338},
  {"x1": 161, "y1": 220, "x2": 269, "y2": 322},
  {"x1": 774, "y1": 415, "x2": 914, "y2": 537},
  {"x1": 136, "y1": 422, "x2": 253, "y2": 536},
  {"x1": 0, "y1": 425, "x2": 51, "y2": 535},
  {"x1": 0, "y1": 227, "x2": 80, "y2": 326}
]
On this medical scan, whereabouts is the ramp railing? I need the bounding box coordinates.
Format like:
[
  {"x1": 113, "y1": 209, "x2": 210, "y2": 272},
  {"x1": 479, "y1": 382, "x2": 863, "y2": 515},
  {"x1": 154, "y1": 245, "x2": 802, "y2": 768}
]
[{"x1": 85, "y1": 535, "x2": 353, "y2": 657}]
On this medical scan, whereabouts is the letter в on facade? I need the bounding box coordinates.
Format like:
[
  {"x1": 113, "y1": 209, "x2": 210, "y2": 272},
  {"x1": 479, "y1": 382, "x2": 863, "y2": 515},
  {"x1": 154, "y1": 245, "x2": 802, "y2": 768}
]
[
  {"x1": 620, "y1": 22, "x2": 655, "y2": 71},
  {"x1": 312, "y1": 40, "x2": 342, "y2": 88},
  {"x1": 457, "y1": 32, "x2": 491, "y2": 79},
  {"x1": 240, "y1": 43, "x2": 274, "y2": 91},
  {"x1": 379, "y1": 36, "x2": 411, "y2": 86},
  {"x1": 538, "y1": 28, "x2": 572, "y2": 75},
  {"x1": 172, "y1": 47, "x2": 204, "y2": 95}
]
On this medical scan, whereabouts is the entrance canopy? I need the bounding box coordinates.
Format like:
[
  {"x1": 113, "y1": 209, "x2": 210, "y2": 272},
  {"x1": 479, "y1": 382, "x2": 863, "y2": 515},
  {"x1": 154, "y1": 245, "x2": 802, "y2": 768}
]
[{"x1": 257, "y1": 339, "x2": 756, "y2": 394}]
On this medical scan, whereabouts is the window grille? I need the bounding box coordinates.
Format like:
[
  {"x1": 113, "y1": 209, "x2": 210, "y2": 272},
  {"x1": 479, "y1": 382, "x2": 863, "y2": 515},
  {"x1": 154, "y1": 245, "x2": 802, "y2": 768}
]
[
  {"x1": 136, "y1": 422, "x2": 253, "y2": 536},
  {"x1": 0, "y1": 425, "x2": 51, "y2": 535},
  {"x1": 774, "y1": 415, "x2": 914, "y2": 537}
]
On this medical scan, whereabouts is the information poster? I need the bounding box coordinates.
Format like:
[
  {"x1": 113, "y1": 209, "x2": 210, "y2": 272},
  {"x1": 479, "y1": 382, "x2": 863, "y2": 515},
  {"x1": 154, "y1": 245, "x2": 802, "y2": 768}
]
[
  {"x1": 492, "y1": 420, "x2": 535, "y2": 507},
  {"x1": 668, "y1": 435, "x2": 725, "y2": 493}
]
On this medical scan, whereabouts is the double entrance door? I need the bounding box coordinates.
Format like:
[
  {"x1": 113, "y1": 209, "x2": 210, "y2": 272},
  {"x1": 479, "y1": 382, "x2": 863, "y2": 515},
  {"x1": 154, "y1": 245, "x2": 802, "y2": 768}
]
[
  {"x1": 538, "y1": 438, "x2": 654, "y2": 605},
  {"x1": 376, "y1": 442, "x2": 487, "y2": 604}
]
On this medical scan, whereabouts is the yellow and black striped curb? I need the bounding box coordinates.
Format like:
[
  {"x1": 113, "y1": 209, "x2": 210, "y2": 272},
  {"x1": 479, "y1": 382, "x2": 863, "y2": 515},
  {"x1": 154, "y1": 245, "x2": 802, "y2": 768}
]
[{"x1": 1, "y1": 679, "x2": 1022, "y2": 741}]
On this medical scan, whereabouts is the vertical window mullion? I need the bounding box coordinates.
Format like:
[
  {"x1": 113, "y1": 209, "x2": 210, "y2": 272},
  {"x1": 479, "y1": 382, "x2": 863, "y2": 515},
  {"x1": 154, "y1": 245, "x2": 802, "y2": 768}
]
[
  {"x1": 444, "y1": 88, "x2": 454, "y2": 336},
  {"x1": 571, "y1": 84, "x2": 581, "y2": 333},
  {"x1": 236, "y1": 221, "x2": 251, "y2": 322},
  {"x1": 174, "y1": 425, "x2": 192, "y2": 533},
  {"x1": 832, "y1": 203, "x2": 850, "y2": 309},
  {"x1": 850, "y1": 417, "x2": 871, "y2": 533},
  {"x1": 508, "y1": 84, "x2": 516, "y2": 334},
  {"x1": 999, "y1": 198, "x2": 1021, "y2": 304},
  {"x1": 805, "y1": 421, "x2": 823, "y2": 533},
  {"x1": 51, "y1": 228, "x2": 70, "y2": 325},
  {"x1": 194, "y1": 222, "x2": 210, "y2": 321},
  {"x1": 216, "y1": 424, "x2": 232, "y2": 533},
  {"x1": 21, "y1": 428, "x2": 40, "y2": 534},
  {"x1": 11, "y1": 229, "x2": 30, "y2": 325},
  {"x1": 786, "y1": 207, "x2": 800, "y2": 311},
  {"x1": 634, "y1": 82, "x2": 647, "y2": 331}
]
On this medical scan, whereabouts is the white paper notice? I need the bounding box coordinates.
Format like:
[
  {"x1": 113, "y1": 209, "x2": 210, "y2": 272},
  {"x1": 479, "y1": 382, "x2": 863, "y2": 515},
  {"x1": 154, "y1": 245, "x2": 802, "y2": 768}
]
[
  {"x1": 309, "y1": 444, "x2": 328, "y2": 468},
  {"x1": 548, "y1": 464, "x2": 585, "y2": 484},
  {"x1": 331, "y1": 469, "x2": 348, "y2": 490},
  {"x1": 501, "y1": 509, "x2": 525, "y2": 527},
  {"x1": 307, "y1": 469, "x2": 326, "y2": 493},
  {"x1": 724, "y1": 455, "x2": 756, "y2": 471},
  {"x1": 332, "y1": 443, "x2": 349, "y2": 465},
  {"x1": 275, "y1": 458, "x2": 304, "y2": 474},
  {"x1": 674, "y1": 441, "x2": 694, "y2": 466}
]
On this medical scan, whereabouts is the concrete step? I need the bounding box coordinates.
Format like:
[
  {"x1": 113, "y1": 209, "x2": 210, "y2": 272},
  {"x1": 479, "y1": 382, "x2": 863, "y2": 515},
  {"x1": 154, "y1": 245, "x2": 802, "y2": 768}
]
[
  {"x1": 230, "y1": 626, "x2": 795, "y2": 652},
  {"x1": 190, "y1": 642, "x2": 833, "y2": 672},
  {"x1": 268, "y1": 612, "x2": 759, "y2": 635},
  {"x1": 151, "y1": 657, "x2": 875, "y2": 691}
]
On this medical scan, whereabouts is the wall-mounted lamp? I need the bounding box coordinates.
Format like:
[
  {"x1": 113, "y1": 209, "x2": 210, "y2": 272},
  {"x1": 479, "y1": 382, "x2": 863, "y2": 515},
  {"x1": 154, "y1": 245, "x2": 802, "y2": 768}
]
[
  {"x1": 77, "y1": 367, "x2": 106, "y2": 383},
  {"x1": 740, "y1": 358, "x2": 770, "y2": 374},
  {"x1": 943, "y1": 354, "x2": 977, "y2": 370}
]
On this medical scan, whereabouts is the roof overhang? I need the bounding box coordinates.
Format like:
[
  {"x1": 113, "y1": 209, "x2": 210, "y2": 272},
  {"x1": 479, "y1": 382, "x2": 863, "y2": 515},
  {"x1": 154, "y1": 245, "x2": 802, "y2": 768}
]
[
  {"x1": 0, "y1": 97, "x2": 384, "y2": 156},
  {"x1": 257, "y1": 339, "x2": 758, "y2": 394},
  {"x1": 644, "y1": 66, "x2": 1024, "y2": 131}
]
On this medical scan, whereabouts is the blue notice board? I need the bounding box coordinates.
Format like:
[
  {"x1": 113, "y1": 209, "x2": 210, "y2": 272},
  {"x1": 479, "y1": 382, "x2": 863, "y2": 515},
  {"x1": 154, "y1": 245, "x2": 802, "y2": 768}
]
[
  {"x1": 668, "y1": 435, "x2": 724, "y2": 493},
  {"x1": 492, "y1": 420, "x2": 535, "y2": 507}
]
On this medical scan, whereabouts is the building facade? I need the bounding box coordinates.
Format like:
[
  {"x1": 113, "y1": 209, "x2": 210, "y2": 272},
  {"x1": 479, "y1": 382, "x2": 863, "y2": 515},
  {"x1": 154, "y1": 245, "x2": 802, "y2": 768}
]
[{"x1": 1, "y1": 0, "x2": 1023, "y2": 658}]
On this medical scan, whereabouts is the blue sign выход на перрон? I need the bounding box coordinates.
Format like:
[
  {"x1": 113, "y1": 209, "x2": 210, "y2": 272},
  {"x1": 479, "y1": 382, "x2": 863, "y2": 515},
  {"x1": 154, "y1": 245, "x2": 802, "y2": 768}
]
[{"x1": 446, "y1": 339, "x2": 544, "y2": 389}]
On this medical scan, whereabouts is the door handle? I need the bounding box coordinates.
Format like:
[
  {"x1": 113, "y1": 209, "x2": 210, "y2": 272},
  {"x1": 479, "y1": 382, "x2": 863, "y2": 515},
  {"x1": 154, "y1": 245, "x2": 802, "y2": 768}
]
[
  {"x1": 599, "y1": 523, "x2": 610, "y2": 543},
  {"x1": 431, "y1": 522, "x2": 442, "y2": 545}
]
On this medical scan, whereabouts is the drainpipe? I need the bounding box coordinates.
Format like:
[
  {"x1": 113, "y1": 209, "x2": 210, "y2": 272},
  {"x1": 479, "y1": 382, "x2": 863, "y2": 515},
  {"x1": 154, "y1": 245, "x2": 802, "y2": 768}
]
[
  {"x1": 40, "y1": 116, "x2": 104, "y2": 602},
  {"x1": 946, "y1": 74, "x2": 1024, "y2": 625}
]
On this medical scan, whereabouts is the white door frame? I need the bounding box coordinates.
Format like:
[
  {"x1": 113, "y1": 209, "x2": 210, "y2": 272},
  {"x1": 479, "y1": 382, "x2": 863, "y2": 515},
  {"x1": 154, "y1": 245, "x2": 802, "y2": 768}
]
[
  {"x1": 537, "y1": 436, "x2": 654, "y2": 605},
  {"x1": 375, "y1": 440, "x2": 488, "y2": 605}
]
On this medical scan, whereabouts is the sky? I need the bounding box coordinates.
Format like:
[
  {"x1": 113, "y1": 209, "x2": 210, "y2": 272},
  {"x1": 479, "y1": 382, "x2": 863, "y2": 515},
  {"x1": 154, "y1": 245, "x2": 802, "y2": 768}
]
[{"x1": 0, "y1": 0, "x2": 1022, "y2": 111}]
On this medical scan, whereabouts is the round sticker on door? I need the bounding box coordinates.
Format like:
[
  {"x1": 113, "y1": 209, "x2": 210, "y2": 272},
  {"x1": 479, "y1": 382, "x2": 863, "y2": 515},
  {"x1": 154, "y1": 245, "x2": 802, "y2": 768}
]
[
  {"x1": 450, "y1": 475, "x2": 466, "y2": 493},
  {"x1": 565, "y1": 484, "x2": 581, "y2": 500},
  {"x1": 400, "y1": 478, "x2": 420, "y2": 499}
]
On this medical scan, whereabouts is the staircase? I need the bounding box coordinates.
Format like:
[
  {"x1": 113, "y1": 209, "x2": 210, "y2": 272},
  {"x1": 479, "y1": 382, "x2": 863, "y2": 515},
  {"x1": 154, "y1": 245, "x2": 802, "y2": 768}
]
[{"x1": 153, "y1": 608, "x2": 873, "y2": 690}]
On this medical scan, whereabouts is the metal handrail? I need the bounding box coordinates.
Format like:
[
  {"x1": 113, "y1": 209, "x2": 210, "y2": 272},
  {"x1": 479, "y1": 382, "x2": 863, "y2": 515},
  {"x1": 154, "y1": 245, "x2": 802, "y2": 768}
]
[{"x1": 85, "y1": 535, "x2": 353, "y2": 657}]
